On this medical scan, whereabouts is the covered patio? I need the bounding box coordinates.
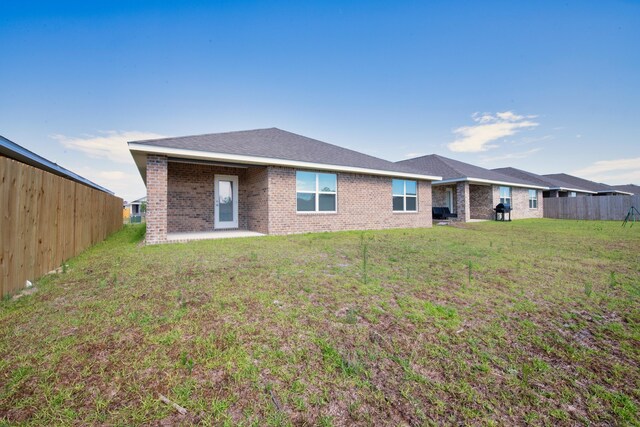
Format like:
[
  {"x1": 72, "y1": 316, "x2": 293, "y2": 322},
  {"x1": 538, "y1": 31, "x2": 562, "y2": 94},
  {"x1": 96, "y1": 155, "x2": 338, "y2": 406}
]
[{"x1": 432, "y1": 182, "x2": 496, "y2": 222}]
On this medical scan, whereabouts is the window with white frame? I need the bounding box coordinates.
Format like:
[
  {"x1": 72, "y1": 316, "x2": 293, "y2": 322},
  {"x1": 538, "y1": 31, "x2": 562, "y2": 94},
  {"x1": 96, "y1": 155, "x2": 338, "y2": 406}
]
[
  {"x1": 528, "y1": 189, "x2": 538, "y2": 209},
  {"x1": 392, "y1": 179, "x2": 417, "y2": 212},
  {"x1": 499, "y1": 186, "x2": 512, "y2": 206},
  {"x1": 569, "y1": 191, "x2": 577, "y2": 197},
  {"x1": 296, "y1": 171, "x2": 337, "y2": 212}
]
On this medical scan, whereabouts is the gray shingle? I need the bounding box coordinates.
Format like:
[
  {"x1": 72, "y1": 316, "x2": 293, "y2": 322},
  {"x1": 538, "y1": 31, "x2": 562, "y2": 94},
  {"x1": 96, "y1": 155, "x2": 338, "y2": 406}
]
[
  {"x1": 130, "y1": 127, "x2": 431, "y2": 177},
  {"x1": 397, "y1": 154, "x2": 543, "y2": 187},
  {"x1": 493, "y1": 167, "x2": 586, "y2": 190},
  {"x1": 543, "y1": 173, "x2": 618, "y2": 193},
  {"x1": 611, "y1": 184, "x2": 639, "y2": 195}
]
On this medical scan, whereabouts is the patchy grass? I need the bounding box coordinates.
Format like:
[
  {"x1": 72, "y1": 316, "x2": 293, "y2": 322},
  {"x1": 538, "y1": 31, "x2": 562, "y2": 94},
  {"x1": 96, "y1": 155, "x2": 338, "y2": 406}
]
[{"x1": 1, "y1": 219, "x2": 639, "y2": 425}]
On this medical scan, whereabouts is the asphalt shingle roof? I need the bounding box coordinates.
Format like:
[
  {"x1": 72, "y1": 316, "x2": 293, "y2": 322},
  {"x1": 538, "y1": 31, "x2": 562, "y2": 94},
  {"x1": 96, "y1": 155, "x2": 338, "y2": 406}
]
[
  {"x1": 542, "y1": 173, "x2": 618, "y2": 193},
  {"x1": 493, "y1": 167, "x2": 591, "y2": 192},
  {"x1": 611, "y1": 184, "x2": 639, "y2": 195},
  {"x1": 130, "y1": 127, "x2": 433, "y2": 177},
  {"x1": 397, "y1": 154, "x2": 543, "y2": 187}
]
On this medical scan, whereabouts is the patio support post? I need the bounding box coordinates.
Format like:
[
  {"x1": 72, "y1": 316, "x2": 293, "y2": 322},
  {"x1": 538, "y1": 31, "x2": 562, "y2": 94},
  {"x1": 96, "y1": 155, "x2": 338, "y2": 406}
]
[
  {"x1": 146, "y1": 155, "x2": 168, "y2": 244},
  {"x1": 456, "y1": 181, "x2": 471, "y2": 222}
]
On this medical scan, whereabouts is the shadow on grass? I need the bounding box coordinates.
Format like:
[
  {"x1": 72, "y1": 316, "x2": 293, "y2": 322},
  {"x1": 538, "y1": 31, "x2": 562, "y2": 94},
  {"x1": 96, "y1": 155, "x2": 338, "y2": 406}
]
[{"x1": 127, "y1": 223, "x2": 146, "y2": 243}]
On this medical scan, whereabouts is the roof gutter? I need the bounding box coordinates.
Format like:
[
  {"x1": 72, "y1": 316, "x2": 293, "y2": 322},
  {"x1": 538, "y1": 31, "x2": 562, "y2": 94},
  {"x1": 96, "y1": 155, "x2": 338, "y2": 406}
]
[
  {"x1": 433, "y1": 177, "x2": 548, "y2": 190},
  {"x1": 128, "y1": 143, "x2": 442, "y2": 181}
]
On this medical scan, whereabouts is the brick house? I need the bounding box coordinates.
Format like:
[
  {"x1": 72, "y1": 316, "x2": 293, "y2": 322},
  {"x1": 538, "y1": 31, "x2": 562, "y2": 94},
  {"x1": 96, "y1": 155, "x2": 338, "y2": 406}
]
[
  {"x1": 610, "y1": 184, "x2": 639, "y2": 196},
  {"x1": 493, "y1": 167, "x2": 597, "y2": 198},
  {"x1": 128, "y1": 128, "x2": 441, "y2": 244},
  {"x1": 539, "y1": 173, "x2": 633, "y2": 197},
  {"x1": 397, "y1": 155, "x2": 546, "y2": 222}
]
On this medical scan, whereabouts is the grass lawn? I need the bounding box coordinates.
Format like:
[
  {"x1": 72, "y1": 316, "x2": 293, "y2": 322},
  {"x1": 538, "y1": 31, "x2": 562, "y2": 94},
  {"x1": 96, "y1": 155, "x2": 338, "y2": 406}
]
[{"x1": 1, "y1": 220, "x2": 639, "y2": 426}]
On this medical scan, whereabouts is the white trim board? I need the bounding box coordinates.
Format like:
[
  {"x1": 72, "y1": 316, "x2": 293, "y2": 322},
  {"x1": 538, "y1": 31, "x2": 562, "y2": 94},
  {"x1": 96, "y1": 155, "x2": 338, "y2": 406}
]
[
  {"x1": 548, "y1": 187, "x2": 598, "y2": 194},
  {"x1": 129, "y1": 143, "x2": 442, "y2": 182}
]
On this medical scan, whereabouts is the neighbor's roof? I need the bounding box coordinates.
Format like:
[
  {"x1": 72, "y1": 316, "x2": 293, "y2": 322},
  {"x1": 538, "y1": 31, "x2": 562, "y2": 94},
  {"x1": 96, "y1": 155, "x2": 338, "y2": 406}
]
[
  {"x1": 397, "y1": 154, "x2": 548, "y2": 189},
  {"x1": 543, "y1": 173, "x2": 633, "y2": 195},
  {"x1": 128, "y1": 127, "x2": 441, "y2": 182},
  {"x1": 125, "y1": 196, "x2": 147, "y2": 206},
  {"x1": 493, "y1": 167, "x2": 597, "y2": 194},
  {"x1": 611, "y1": 184, "x2": 639, "y2": 195},
  {"x1": 0, "y1": 135, "x2": 114, "y2": 194}
]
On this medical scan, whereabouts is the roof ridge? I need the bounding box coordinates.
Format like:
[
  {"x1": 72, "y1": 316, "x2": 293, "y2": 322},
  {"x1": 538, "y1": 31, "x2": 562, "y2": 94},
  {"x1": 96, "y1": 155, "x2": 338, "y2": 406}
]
[
  {"x1": 431, "y1": 154, "x2": 468, "y2": 176},
  {"x1": 129, "y1": 127, "x2": 279, "y2": 144}
]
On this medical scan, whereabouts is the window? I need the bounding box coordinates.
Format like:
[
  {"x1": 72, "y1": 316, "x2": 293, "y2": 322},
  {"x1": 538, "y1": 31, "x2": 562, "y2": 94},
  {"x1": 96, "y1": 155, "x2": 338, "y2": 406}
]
[
  {"x1": 528, "y1": 189, "x2": 538, "y2": 209},
  {"x1": 296, "y1": 171, "x2": 337, "y2": 212},
  {"x1": 499, "y1": 186, "x2": 512, "y2": 206},
  {"x1": 392, "y1": 179, "x2": 417, "y2": 212},
  {"x1": 569, "y1": 191, "x2": 577, "y2": 197}
]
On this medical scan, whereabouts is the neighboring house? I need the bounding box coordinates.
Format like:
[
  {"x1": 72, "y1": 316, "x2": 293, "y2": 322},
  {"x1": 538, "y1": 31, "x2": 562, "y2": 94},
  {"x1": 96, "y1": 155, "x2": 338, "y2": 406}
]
[
  {"x1": 611, "y1": 184, "x2": 639, "y2": 196},
  {"x1": 0, "y1": 135, "x2": 114, "y2": 194},
  {"x1": 128, "y1": 128, "x2": 441, "y2": 244},
  {"x1": 542, "y1": 173, "x2": 633, "y2": 196},
  {"x1": 397, "y1": 155, "x2": 546, "y2": 222},
  {"x1": 125, "y1": 196, "x2": 147, "y2": 217},
  {"x1": 493, "y1": 167, "x2": 596, "y2": 198}
]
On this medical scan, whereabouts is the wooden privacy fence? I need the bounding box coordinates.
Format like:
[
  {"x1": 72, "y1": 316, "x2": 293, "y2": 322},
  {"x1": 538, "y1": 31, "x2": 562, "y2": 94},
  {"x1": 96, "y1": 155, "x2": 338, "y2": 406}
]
[
  {"x1": 544, "y1": 195, "x2": 640, "y2": 220},
  {"x1": 1, "y1": 156, "x2": 123, "y2": 297}
]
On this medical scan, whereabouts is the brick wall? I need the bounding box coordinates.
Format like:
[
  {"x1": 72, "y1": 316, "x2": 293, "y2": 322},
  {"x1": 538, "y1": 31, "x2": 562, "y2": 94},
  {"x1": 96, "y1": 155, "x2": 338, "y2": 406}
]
[
  {"x1": 146, "y1": 155, "x2": 168, "y2": 244},
  {"x1": 469, "y1": 184, "x2": 494, "y2": 220},
  {"x1": 166, "y1": 162, "x2": 268, "y2": 233},
  {"x1": 146, "y1": 158, "x2": 433, "y2": 241},
  {"x1": 490, "y1": 186, "x2": 543, "y2": 219},
  {"x1": 456, "y1": 182, "x2": 470, "y2": 222},
  {"x1": 505, "y1": 187, "x2": 544, "y2": 219},
  {"x1": 245, "y1": 167, "x2": 270, "y2": 234},
  {"x1": 432, "y1": 185, "x2": 457, "y2": 212},
  {"x1": 266, "y1": 167, "x2": 432, "y2": 234}
]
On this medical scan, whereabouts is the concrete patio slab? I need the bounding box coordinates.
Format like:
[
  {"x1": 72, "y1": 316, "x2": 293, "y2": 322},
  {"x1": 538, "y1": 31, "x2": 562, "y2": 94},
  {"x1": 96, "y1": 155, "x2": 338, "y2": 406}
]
[{"x1": 166, "y1": 230, "x2": 265, "y2": 243}]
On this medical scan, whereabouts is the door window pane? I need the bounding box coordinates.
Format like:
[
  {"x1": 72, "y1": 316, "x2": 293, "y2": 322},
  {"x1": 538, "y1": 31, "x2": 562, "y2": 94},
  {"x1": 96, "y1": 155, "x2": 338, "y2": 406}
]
[
  {"x1": 218, "y1": 181, "x2": 233, "y2": 221},
  {"x1": 297, "y1": 193, "x2": 316, "y2": 211},
  {"x1": 296, "y1": 171, "x2": 316, "y2": 192}
]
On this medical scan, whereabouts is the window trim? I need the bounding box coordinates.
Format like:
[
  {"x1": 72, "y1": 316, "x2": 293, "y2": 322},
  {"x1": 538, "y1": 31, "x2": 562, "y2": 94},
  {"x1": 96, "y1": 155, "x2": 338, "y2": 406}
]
[
  {"x1": 296, "y1": 171, "x2": 338, "y2": 214},
  {"x1": 528, "y1": 189, "x2": 538, "y2": 209},
  {"x1": 392, "y1": 179, "x2": 418, "y2": 213}
]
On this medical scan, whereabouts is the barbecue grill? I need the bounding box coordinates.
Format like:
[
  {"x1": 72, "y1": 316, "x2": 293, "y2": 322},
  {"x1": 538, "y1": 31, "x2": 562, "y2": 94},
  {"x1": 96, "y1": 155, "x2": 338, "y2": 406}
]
[{"x1": 494, "y1": 203, "x2": 512, "y2": 221}]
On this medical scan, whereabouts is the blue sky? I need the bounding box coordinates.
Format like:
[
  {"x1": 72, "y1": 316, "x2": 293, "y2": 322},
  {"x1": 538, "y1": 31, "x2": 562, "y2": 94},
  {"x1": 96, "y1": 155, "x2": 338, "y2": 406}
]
[{"x1": 1, "y1": 0, "x2": 638, "y2": 201}]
